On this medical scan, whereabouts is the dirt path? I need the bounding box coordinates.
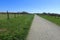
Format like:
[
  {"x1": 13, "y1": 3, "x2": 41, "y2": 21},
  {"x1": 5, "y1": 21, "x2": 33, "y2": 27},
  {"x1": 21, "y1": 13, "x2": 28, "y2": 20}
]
[{"x1": 26, "y1": 15, "x2": 60, "y2": 40}]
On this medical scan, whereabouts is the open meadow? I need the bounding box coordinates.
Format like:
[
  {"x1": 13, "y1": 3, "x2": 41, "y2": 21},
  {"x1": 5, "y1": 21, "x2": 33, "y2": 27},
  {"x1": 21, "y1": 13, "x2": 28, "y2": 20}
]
[{"x1": 0, "y1": 13, "x2": 34, "y2": 40}]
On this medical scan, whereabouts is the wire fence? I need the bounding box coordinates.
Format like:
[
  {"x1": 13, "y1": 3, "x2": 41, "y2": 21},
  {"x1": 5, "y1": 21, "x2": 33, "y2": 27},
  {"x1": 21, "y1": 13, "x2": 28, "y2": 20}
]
[{"x1": 0, "y1": 12, "x2": 21, "y2": 20}]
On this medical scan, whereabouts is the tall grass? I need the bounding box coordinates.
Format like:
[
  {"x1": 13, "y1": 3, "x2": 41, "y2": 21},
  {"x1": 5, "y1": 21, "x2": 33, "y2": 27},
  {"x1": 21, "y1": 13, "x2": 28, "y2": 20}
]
[{"x1": 0, "y1": 14, "x2": 34, "y2": 40}]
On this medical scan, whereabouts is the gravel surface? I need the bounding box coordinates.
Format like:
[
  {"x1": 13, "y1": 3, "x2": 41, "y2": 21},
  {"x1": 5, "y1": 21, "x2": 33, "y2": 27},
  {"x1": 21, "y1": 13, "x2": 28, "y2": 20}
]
[{"x1": 26, "y1": 15, "x2": 60, "y2": 40}]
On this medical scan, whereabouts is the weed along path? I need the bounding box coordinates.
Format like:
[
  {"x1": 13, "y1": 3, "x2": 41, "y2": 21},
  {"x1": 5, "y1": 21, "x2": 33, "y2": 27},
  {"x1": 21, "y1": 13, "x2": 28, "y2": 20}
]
[{"x1": 26, "y1": 15, "x2": 60, "y2": 40}]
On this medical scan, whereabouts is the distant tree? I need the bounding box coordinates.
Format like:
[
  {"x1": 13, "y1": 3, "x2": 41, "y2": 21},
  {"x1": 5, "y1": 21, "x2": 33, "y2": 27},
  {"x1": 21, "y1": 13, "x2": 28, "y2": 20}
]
[
  {"x1": 20, "y1": 11, "x2": 29, "y2": 14},
  {"x1": 56, "y1": 14, "x2": 60, "y2": 18},
  {"x1": 48, "y1": 13, "x2": 51, "y2": 15},
  {"x1": 42, "y1": 12, "x2": 47, "y2": 15}
]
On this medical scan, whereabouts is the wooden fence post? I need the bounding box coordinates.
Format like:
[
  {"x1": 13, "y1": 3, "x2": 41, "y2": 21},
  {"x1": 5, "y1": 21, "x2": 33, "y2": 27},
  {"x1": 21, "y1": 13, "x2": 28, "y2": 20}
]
[
  {"x1": 7, "y1": 11, "x2": 9, "y2": 20},
  {"x1": 14, "y1": 13, "x2": 16, "y2": 18}
]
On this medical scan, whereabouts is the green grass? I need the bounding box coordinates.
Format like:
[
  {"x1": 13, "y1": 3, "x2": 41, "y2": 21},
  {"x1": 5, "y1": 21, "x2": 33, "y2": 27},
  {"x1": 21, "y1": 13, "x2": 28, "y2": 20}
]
[
  {"x1": 0, "y1": 14, "x2": 34, "y2": 40},
  {"x1": 38, "y1": 15, "x2": 60, "y2": 26}
]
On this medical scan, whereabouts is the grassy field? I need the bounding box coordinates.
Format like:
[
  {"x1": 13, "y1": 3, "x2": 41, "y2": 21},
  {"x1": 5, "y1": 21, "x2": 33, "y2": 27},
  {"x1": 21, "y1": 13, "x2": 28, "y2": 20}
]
[
  {"x1": 38, "y1": 14, "x2": 60, "y2": 26},
  {"x1": 0, "y1": 14, "x2": 20, "y2": 20},
  {"x1": 0, "y1": 14, "x2": 34, "y2": 40}
]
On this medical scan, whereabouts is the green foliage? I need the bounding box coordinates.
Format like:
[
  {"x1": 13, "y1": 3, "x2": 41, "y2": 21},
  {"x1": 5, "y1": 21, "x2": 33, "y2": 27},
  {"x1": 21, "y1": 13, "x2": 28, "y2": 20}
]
[{"x1": 0, "y1": 14, "x2": 34, "y2": 40}]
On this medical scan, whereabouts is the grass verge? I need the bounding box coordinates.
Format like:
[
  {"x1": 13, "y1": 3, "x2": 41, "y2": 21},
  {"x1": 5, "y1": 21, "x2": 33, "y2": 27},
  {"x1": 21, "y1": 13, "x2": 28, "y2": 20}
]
[
  {"x1": 0, "y1": 14, "x2": 34, "y2": 40},
  {"x1": 38, "y1": 15, "x2": 60, "y2": 26}
]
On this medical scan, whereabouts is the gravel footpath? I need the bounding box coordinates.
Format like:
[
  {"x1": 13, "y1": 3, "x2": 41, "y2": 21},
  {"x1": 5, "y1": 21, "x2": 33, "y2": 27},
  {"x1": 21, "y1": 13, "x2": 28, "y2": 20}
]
[{"x1": 26, "y1": 15, "x2": 60, "y2": 40}]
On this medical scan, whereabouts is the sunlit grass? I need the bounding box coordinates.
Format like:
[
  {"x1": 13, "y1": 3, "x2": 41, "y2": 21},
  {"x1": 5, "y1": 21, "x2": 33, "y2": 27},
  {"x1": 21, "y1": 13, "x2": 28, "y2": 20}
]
[
  {"x1": 0, "y1": 14, "x2": 34, "y2": 40},
  {"x1": 38, "y1": 15, "x2": 60, "y2": 26}
]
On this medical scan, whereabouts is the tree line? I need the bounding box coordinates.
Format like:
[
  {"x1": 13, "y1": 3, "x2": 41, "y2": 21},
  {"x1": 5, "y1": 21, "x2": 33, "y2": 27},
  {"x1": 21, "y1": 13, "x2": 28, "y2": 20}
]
[{"x1": 37, "y1": 12, "x2": 60, "y2": 18}]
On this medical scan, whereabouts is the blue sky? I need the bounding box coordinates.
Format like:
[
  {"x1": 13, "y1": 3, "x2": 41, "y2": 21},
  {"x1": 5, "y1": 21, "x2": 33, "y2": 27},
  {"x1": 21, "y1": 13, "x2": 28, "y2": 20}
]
[{"x1": 0, "y1": 0, "x2": 60, "y2": 13}]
